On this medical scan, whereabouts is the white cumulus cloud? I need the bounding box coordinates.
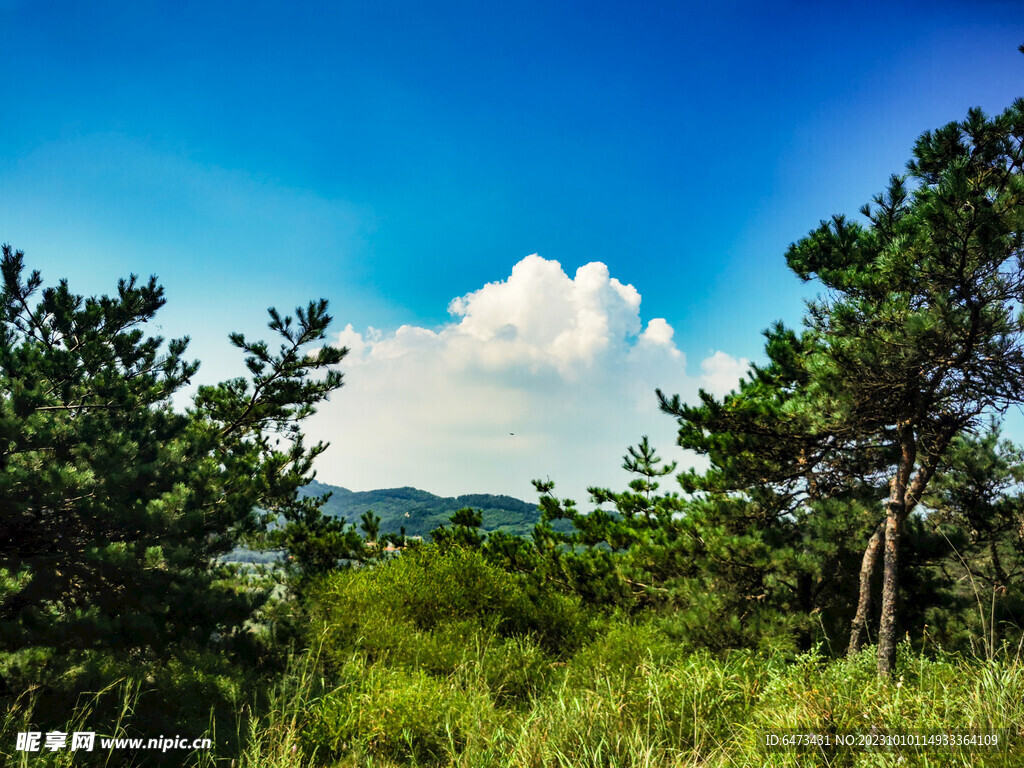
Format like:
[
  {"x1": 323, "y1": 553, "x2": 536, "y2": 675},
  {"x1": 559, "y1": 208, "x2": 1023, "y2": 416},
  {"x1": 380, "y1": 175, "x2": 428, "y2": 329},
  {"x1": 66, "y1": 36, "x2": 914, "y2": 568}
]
[
  {"x1": 700, "y1": 350, "x2": 751, "y2": 398},
  {"x1": 306, "y1": 254, "x2": 748, "y2": 504}
]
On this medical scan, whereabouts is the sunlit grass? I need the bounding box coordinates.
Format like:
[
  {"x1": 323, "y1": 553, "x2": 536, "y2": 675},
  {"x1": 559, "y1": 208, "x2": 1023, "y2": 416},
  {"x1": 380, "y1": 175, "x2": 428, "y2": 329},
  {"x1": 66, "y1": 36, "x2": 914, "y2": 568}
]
[
  {"x1": 5, "y1": 629, "x2": 1023, "y2": 767},
  {"x1": 202, "y1": 624, "x2": 1024, "y2": 768}
]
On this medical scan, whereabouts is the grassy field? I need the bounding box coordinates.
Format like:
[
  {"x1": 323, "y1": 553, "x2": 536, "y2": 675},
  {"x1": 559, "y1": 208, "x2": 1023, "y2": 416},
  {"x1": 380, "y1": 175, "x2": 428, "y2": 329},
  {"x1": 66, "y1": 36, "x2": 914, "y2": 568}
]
[
  {"x1": 10, "y1": 632, "x2": 1019, "y2": 767},
  {"x1": 204, "y1": 633, "x2": 1024, "y2": 768},
  {"x1": 5, "y1": 548, "x2": 1024, "y2": 767}
]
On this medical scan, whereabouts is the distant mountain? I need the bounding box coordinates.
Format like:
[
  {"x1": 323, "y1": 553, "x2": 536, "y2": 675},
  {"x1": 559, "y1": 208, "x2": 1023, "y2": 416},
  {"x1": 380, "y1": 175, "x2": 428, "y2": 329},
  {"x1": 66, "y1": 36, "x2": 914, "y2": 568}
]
[{"x1": 299, "y1": 480, "x2": 545, "y2": 538}]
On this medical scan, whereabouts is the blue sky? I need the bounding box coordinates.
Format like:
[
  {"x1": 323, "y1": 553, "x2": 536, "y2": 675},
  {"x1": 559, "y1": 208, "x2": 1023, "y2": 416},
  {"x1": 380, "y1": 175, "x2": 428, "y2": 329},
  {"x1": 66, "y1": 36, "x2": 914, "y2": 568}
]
[{"x1": 3, "y1": 1, "x2": 1023, "y2": 501}]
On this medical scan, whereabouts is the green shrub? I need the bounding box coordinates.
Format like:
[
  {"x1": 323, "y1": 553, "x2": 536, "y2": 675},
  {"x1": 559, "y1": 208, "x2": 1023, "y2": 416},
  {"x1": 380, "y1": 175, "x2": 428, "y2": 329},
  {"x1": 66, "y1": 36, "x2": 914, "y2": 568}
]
[
  {"x1": 310, "y1": 545, "x2": 591, "y2": 671},
  {"x1": 306, "y1": 660, "x2": 470, "y2": 764}
]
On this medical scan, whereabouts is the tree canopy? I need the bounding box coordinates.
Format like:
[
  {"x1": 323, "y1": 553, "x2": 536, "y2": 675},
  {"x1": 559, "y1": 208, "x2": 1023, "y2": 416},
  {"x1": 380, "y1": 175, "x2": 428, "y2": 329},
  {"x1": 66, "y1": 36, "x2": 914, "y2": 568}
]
[
  {"x1": 0, "y1": 245, "x2": 346, "y2": 666},
  {"x1": 785, "y1": 102, "x2": 1024, "y2": 674},
  {"x1": 521, "y1": 100, "x2": 1024, "y2": 676}
]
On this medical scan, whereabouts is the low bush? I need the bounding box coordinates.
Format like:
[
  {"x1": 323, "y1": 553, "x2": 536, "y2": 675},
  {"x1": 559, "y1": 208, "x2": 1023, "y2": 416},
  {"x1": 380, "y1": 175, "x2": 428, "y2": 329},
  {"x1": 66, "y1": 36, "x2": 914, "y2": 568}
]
[{"x1": 309, "y1": 545, "x2": 591, "y2": 674}]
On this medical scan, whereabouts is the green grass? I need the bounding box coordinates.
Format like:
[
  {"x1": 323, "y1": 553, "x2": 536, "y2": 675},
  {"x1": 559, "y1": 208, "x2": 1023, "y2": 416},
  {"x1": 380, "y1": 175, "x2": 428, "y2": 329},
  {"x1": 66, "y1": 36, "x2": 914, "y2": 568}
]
[
  {"x1": 6, "y1": 635, "x2": 1024, "y2": 767},
  {"x1": 195, "y1": 633, "x2": 1023, "y2": 768},
  {"x1": 6, "y1": 547, "x2": 1024, "y2": 767}
]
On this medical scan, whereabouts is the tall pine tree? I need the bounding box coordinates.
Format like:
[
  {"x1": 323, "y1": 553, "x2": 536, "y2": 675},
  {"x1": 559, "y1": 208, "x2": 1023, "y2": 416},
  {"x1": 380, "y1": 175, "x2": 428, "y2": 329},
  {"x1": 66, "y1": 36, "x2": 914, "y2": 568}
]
[{"x1": 786, "y1": 101, "x2": 1024, "y2": 674}]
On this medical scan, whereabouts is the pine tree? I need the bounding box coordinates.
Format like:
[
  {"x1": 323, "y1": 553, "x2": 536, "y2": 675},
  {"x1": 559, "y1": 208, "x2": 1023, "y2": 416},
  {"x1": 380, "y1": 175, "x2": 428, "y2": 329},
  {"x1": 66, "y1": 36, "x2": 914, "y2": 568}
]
[
  {"x1": 431, "y1": 507, "x2": 487, "y2": 550},
  {"x1": 659, "y1": 325, "x2": 887, "y2": 650},
  {"x1": 0, "y1": 246, "x2": 346, "y2": 666},
  {"x1": 358, "y1": 509, "x2": 381, "y2": 543},
  {"x1": 786, "y1": 101, "x2": 1024, "y2": 674}
]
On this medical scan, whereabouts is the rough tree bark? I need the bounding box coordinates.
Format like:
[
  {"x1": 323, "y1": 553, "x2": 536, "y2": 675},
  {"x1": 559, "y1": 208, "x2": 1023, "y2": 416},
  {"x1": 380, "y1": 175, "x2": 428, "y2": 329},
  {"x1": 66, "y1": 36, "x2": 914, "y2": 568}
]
[
  {"x1": 874, "y1": 426, "x2": 948, "y2": 676},
  {"x1": 848, "y1": 521, "x2": 884, "y2": 655},
  {"x1": 877, "y1": 430, "x2": 916, "y2": 677}
]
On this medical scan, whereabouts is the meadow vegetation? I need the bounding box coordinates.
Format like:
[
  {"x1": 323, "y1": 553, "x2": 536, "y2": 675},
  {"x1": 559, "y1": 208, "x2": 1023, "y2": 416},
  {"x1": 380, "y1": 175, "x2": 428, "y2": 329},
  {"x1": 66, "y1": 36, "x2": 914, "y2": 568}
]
[{"x1": 5, "y1": 545, "x2": 1024, "y2": 766}]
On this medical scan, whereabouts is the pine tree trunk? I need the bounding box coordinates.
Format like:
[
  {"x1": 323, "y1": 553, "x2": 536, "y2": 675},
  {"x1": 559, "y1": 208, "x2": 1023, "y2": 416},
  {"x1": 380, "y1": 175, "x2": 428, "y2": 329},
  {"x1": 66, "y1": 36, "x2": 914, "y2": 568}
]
[
  {"x1": 877, "y1": 431, "x2": 915, "y2": 677},
  {"x1": 877, "y1": 509, "x2": 902, "y2": 676},
  {"x1": 848, "y1": 521, "x2": 884, "y2": 655}
]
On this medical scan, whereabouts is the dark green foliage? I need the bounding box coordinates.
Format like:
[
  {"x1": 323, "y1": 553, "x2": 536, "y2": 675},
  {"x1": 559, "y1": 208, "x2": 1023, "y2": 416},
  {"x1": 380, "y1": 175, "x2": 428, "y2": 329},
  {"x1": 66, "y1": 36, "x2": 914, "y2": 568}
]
[
  {"x1": 271, "y1": 505, "x2": 364, "y2": 579},
  {"x1": 535, "y1": 393, "x2": 875, "y2": 652},
  {"x1": 0, "y1": 246, "x2": 345, "y2": 692},
  {"x1": 430, "y1": 506, "x2": 486, "y2": 549},
  {"x1": 905, "y1": 425, "x2": 1024, "y2": 653},
  {"x1": 358, "y1": 509, "x2": 381, "y2": 542},
  {"x1": 658, "y1": 323, "x2": 888, "y2": 648},
  {"x1": 529, "y1": 444, "x2": 690, "y2": 612}
]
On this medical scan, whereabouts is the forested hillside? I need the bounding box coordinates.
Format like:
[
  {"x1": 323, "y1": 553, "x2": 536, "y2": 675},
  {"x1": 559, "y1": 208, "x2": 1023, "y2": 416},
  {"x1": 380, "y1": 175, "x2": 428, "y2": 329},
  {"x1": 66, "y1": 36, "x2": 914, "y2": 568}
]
[{"x1": 300, "y1": 480, "x2": 545, "y2": 537}]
